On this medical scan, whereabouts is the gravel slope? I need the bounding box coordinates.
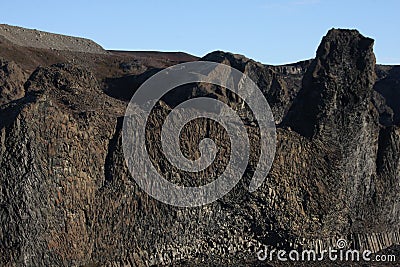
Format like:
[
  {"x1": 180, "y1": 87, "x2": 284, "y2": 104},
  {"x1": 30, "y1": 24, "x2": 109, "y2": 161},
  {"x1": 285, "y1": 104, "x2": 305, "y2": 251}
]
[{"x1": 0, "y1": 24, "x2": 106, "y2": 54}]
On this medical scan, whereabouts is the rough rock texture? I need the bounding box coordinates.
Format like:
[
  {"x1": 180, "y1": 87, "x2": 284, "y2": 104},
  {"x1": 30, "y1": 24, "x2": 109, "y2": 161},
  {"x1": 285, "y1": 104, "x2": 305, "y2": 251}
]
[
  {"x1": 200, "y1": 51, "x2": 308, "y2": 124},
  {"x1": 0, "y1": 58, "x2": 27, "y2": 106},
  {"x1": 0, "y1": 27, "x2": 399, "y2": 266},
  {"x1": 375, "y1": 65, "x2": 400, "y2": 125},
  {"x1": 282, "y1": 29, "x2": 382, "y2": 232}
]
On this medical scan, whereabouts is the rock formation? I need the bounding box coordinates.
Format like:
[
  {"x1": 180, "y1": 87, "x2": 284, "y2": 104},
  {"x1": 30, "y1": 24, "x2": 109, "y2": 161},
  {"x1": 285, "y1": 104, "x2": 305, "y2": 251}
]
[{"x1": 0, "y1": 26, "x2": 399, "y2": 266}]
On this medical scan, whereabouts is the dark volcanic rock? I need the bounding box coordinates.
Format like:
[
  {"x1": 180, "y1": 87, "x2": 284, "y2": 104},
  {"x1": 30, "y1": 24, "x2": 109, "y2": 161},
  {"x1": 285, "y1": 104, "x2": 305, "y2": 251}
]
[
  {"x1": 200, "y1": 51, "x2": 306, "y2": 124},
  {"x1": 283, "y1": 28, "x2": 399, "y2": 235},
  {"x1": 0, "y1": 58, "x2": 27, "y2": 106},
  {"x1": 375, "y1": 65, "x2": 400, "y2": 125},
  {"x1": 284, "y1": 29, "x2": 376, "y2": 140},
  {"x1": 372, "y1": 89, "x2": 394, "y2": 126},
  {"x1": 0, "y1": 63, "x2": 126, "y2": 265},
  {"x1": 0, "y1": 27, "x2": 399, "y2": 266}
]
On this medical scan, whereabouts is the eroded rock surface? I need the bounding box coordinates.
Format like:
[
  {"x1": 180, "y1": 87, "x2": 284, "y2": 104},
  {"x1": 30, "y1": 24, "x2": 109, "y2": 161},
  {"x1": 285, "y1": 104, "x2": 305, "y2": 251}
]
[
  {"x1": 0, "y1": 58, "x2": 27, "y2": 106},
  {"x1": 0, "y1": 27, "x2": 399, "y2": 266}
]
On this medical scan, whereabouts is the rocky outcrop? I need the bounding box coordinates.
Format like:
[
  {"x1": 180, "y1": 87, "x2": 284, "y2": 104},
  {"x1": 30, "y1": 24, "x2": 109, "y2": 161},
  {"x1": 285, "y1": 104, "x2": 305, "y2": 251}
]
[
  {"x1": 0, "y1": 27, "x2": 399, "y2": 266},
  {"x1": 0, "y1": 58, "x2": 27, "y2": 106},
  {"x1": 200, "y1": 51, "x2": 304, "y2": 124}
]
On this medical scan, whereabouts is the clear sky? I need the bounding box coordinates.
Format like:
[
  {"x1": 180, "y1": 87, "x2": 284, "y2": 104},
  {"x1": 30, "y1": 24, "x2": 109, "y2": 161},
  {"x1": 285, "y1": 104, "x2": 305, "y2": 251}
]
[{"x1": 2, "y1": 0, "x2": 399, "y2": 65}]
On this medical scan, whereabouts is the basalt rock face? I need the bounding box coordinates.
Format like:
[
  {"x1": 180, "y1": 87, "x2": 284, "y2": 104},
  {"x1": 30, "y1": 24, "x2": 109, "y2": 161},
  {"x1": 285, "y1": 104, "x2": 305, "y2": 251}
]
[
  {"x1": 282, "y1": 29, "x2": 382, "y2": 232},
  {"x1": 283, "y1": 29, "x2": 377, "y2": 139},
  {"x1": 0, "y1": 27, "x2": 399, "y2": 266},
  {"x1": 0, "y1": 58, "x2": 27, "y2": 106},
  {"x1": 375, "y1": 65, "x2": 400, "y2": 125}
]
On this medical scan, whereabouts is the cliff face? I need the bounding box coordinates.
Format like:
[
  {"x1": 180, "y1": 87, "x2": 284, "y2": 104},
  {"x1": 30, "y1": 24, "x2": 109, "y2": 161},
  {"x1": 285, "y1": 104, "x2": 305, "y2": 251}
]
[
  {"x1": 0, "y1": 26, "x2": 399, "y2": 266},
  {"x1": 282, "y1": 29, "x2": 381, "y2": 231}
]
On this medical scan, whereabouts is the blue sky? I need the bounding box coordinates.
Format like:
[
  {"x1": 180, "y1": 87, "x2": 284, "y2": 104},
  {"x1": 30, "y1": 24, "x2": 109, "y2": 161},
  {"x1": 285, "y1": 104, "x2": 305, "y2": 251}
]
[{"x1": 2, "y1": 0, "x2": 399, "y2": 65}]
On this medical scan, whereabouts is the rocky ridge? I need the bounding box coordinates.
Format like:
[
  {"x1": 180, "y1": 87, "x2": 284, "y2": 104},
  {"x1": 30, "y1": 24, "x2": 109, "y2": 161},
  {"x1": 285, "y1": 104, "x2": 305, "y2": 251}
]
[{"x1": 0, "y1": 24, "x2": 107, "y2": 54}]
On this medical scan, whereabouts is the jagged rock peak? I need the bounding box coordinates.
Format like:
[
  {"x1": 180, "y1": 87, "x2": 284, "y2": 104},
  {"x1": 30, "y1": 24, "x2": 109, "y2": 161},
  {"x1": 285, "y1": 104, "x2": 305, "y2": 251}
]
[
  {"x1": 283, "y1": 28, "x2": 377, "y2": 139},
  {"x1": 315, "y1": 28, "x2": 375, "y2": 73}
]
